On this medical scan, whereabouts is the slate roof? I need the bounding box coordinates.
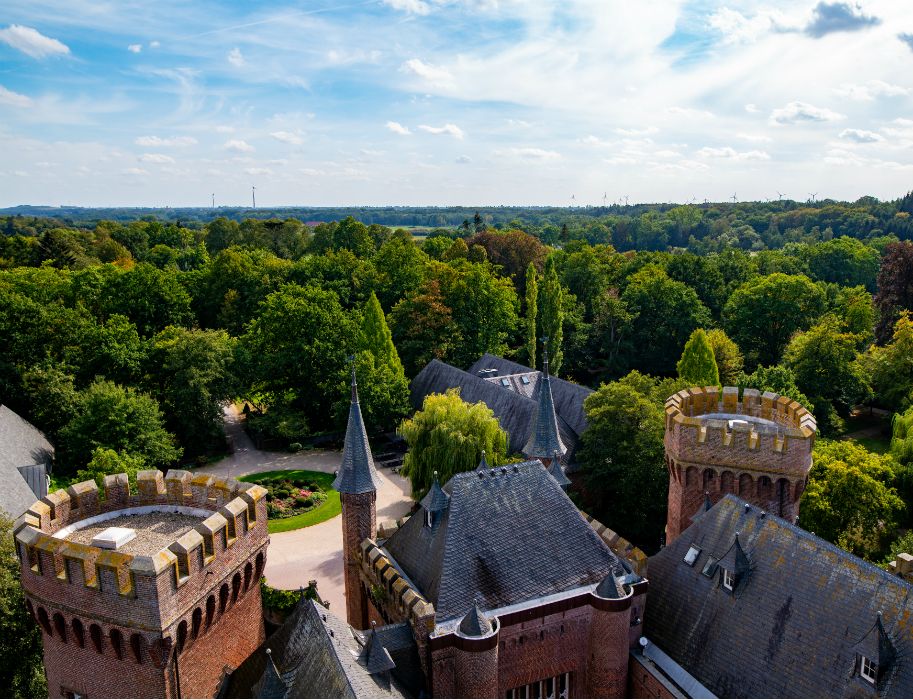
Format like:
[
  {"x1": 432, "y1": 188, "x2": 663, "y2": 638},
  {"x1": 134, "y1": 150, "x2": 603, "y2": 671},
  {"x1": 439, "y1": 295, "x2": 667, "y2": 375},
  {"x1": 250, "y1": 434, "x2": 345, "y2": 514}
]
[
  {"x1": 221, "y1": 599, "x2": 417, "y2": 698},
  {"x1": 459, "y1": 602, "x2": 494, "y2": 637},
  {"x1": 522, "y1": 351, "x2": 567, "y2": 459},
  {"x1": 0, "y1": 405, "x2": 53, "y2": 517},
  {"x1": 333, "y1": 374, "x2": 382, "y2": 495},
  {"x1": 646, "y1": 494, "x2": 913, "y2": 698},
  {"x1": 383, "y1": 460, "x2": 619, "y2": 624},
  {"x1": 419, "y1": 475, "x2": 449, "y2": 514},
  {"x1": 410, "y1": 355, "x2": 590, "y2": 469}
]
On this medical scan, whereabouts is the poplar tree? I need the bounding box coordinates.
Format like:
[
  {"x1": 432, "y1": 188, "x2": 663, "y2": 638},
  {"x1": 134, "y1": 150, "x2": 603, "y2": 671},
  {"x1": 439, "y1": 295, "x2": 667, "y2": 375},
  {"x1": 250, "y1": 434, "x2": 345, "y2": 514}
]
[
  {"x1": 525, "y1": 263, "x2": 538, "y2": 368},
  {"x1": 676, "y1": 328, "x2": 720, "y2": 386},
  {"x1": 359, "y1": 291, "x2": 405, "y2": 376},
  {"x1": 540, "y1": 256, "x2": 563, "y2": 374}
]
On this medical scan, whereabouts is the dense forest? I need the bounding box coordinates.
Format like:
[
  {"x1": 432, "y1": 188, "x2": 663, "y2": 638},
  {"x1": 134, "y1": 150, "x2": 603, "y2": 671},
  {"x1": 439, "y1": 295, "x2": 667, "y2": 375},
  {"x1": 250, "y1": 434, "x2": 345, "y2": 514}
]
[{"x1": 3, "y1": 193, "x2": 913, "y2": 563}]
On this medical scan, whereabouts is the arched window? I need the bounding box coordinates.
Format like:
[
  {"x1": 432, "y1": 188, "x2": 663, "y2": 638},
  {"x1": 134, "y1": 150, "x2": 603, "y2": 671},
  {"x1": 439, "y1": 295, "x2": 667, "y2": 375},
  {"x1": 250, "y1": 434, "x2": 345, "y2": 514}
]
[
  {"x1": 37, "y1": 607, "x2": 52, "y2": 635},
  {"x1": 72, "y1": 618, "x2": 85, "y2": 648},
  {"x1": 53, "y1": 612, "x2": 68, "y2": 642},
  {"x1": 243, "y1": 562, "x2": 253, "y2": 593},
  {"x1": 205, "y1": 595, "x2": 216, "y2": 629},
  {"x1": 758, "y1": 475, "x2": 773, "y2": 502},
  {"x1": 219, "y1": 583, "x2": 229, "y2": 614},
  {"x1": 90, "y1": 623, "x2": 104, "y2": 653},
  {"x1": 191, "y1": 608, "x2": 202, "y2": 640},
  {"x1": 176, "y1": 620, "x2": 188, "y2": 653},
  {"x1": 130, "y1": 633, "x2": 144, "y2": 664},
  {"x1": 110, "y1": 629, "x2": 124, "y2": 660},
  {"x1": 685, "y1": 466, "x2": 699, "y2": 487},
  {"x1": 738, "y1": 473, "x2": 753, "y2": 498},
  {"x1": 231, "y1": 572, "x2": 242, "y2": 604},
  {"x1": 702, "y1": 468, "x2": 716, "y2": 492},
  {"x1": 255, "y1": 551, "x2": 265, "y2": 579},
  {"x1": 720, "y1": 471, "x2": 734, "y2": 494}
]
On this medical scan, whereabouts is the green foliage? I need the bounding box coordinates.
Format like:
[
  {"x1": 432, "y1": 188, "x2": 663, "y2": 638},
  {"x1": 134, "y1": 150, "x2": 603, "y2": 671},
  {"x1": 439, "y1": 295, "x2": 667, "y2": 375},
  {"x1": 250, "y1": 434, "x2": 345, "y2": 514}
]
[
  {"x1": 524, "y1": 263, "x2": 538, "y2": 367},
  {"x1": 800, "y1": 440, "x2": 904, "y2": 560},
  {"x1": 260, "y1": 578, "x2": 321, "y2": 615},
  {"x1": 859, "y1": 312, "x2": 913, "y2": 411},
  {"x1": 736, "y1": 365, "x2": 811, "y2": 412},
  {"x1": 389, "y1": 279, "x2": 460, "y2": 377},
  {"x1": 0, "y1": 514, "x2": 46, "y2": 698},
  {"x1": 891, "y1": 407, "x2": 913, "y2": 465},
  {"x1": 676, "y1": 329, "x2": 720, "y2": 386},
  {"x1": 75, "y1": 448, "x2": 147, "y2": 489},
  {"x1": 705, "y1": 328, "x2": 744, "y2": 385},
  {"x1": 539, "y1": 257, "x2": 564, "y2": 374},
  {"x1": 399, "y1": 389, "x2": 508, "y2": 498},
  {"x1": 723, "y1": 273, "x2": 826, "y2": 367},
  {"x1": 59, "y1": 379, "x2": 181, "y2": 473}
]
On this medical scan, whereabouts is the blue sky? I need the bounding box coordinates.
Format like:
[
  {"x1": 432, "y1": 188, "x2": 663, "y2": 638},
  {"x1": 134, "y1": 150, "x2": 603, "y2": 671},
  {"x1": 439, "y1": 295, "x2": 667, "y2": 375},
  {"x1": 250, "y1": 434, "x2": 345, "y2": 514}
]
[{"x1": 1, "y1": 0, "x2": 912, "y2": 207}]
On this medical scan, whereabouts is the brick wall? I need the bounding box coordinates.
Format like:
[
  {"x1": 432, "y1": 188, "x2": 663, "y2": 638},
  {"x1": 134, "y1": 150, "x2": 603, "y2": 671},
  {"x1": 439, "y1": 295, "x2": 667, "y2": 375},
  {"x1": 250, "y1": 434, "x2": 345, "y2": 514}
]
[
  {"x1": 628, "y1": 655, "x2": 677, "y2": 699},
  {"x1": 341, "y1": 491, "x2": 376, "y2": 630}
]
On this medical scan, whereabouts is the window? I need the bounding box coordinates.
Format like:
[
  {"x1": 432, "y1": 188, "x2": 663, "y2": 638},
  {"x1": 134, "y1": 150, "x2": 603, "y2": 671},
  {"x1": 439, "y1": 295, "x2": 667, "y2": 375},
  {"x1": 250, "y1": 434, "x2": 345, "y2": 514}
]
[
  {"x1": 701, "y1": 556, "x2": 718, "y2": 578},
  {"x1": 683, "y1": 545, "x2": 701, "y2": 566},
  {"x1": 860, "y1": 655, "x2": 877, "y2": 684},
  {"x1": 521, "y1": 376, "x2": 530, "y2": 385},
  {"x1": 500, "y1": 378, "x2": 510, "y2": 387},
  {"x1": 507, "y1": 672, "x2": 570, "y2": 699},
  {"x1": 722, "y1": 568, "x2": 734, "y2": 591}
]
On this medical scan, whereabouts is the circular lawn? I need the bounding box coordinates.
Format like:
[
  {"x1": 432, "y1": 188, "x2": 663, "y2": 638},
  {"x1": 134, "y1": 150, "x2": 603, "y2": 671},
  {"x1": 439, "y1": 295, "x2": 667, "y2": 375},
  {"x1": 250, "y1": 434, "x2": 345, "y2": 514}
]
[{"x1": 238, "y1": 469, "x2": 341, "y2": 533}]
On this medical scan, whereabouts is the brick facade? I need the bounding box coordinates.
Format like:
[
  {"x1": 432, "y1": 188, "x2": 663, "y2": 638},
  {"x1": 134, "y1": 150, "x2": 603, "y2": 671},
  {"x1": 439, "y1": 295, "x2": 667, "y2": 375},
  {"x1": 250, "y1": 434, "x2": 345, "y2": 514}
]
[
  {"x1": 15, "y1": 469, "x2": 269, "y2": 699},
  {"x1": 664, "y1": 387, "x2": 815, "y2": 544},
  {"x1": 341, "y1": 491, "x2": 376, "y2": 630},
  {"x1": 628, "y1": 655, "x2": 678, "y2": 699}
]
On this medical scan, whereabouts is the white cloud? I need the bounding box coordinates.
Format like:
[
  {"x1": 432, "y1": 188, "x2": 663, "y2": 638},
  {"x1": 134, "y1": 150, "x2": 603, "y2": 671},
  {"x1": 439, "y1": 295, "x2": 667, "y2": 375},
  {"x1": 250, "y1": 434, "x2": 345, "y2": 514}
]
[
  {"x1": 134, "y1": 135, "x2": 197, "y2": 147},
  {"x1": 228, "y1": 47, "x2": 245, "y2": 67},
  {"x1": 604, "y1": 156, "x2": 637, "y2": 165},
  {"x1": 215, "y1": 126, "x2": 235, "y2": 133},
  {"x1": 769, "y1": 101, "x2": 845, "y2": 125},
  {"x1": 736, "y1": 132, "x2": 773, "y2": 143},
  {"x1": 581, "y1": 135, "x2": 615, "y2": 148},
  {"x1": 270, "y1": 131, "x2": 304, "y2": 145},
  {"x1": 383, "y1": 0, "x2": 431, "y2": 15},
  {"x1": 0, "y1": 85, "x2": 32, "y2": 107},
  {"x1": 839, "y1": 128, "x2": 884, "y2": 143},
  {"x1": 418, "y1": 123, "x2": 464, "y2": 139},
  {"x1": 149, "y1": 40, "x2": 160, "y2": 48},
  {"x1": 122, "y1": 167, "x2": 148, "y2": 176},
  {"x1": 128, "y1": 44, "x2": 142, "y2": 54},
  {"x1": 708, "y1": 8, "x2": 790, "y2": 44},
  {"x1": 401, "y1": 58, "x2": 452, "y2": 85},
  {"x1": 697, "y1": 146, "x2": 771, "y2": 161},
  {"x1": 456, "y1": 155, "x2": 472, "y2": 163},
  {"x1": 667, "y1": 106, "x2": 715, "y2": 119},
  {"x1": 139, "y1": 153, "x2": 175, "y2": 163},
  {"x1": 0, "y1": 25, "x2": 69, "y2": 59},
  {"x1": 385, "y1": 121, "x2": 411, "y2": 135},
  {"x1": 244, "y1": 167, "x2": 272, "y2": 176},
  {"x1": 224, "y1": 139, "x2": 255, "y2": 152},
  {"x1": 498, "y1": 147, "x2": 561, "y2": 160},
  {"x1": 834, "y1": 80, "x2": 909, "y2": 101},
  {"x1": 745, "y1": 104, "x2": 760, "y2": 113},
  {"x1": 615, "y1": 126, "x2": 658, "y2": 136}
]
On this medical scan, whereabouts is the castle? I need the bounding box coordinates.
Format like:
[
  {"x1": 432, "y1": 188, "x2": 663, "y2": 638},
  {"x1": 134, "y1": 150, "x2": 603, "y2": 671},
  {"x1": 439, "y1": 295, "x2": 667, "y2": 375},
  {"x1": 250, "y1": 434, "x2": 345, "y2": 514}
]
[{"x1": 15, "y1": 354, "x2": 913, "y2": 698}]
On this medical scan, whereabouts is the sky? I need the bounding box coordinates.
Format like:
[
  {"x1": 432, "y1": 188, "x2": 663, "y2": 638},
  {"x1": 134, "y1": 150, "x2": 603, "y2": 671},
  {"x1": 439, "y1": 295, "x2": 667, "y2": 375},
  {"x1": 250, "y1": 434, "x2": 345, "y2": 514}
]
[{"x1": 1, "y1": 0, "x2": 913, "y2": 207}]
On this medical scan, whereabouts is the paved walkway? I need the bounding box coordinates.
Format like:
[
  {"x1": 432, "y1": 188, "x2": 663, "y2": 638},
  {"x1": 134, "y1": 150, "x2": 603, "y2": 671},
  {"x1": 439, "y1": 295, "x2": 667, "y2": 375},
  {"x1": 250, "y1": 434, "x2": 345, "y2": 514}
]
[{"x1": 197, "y1": 405, "x2": 414, "y2": 614}]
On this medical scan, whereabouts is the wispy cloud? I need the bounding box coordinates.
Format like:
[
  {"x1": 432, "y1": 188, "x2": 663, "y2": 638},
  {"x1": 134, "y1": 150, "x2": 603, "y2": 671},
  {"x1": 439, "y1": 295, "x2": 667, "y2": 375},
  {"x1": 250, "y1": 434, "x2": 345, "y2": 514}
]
[
  {"x1": 270, "y1": 131, "x2": 304, "y2": 145},
  {"x1": 228, "y1": 47, "x2": 245, "y2": 67},
  {"x1": 769, "y1": 101, "x2": 845, "y2": 125},
  {"x1": 224, "y1": 139, "x2": 255, "y2": 152},
  {"x1": 839, "y1": 128, "x2": 884, "y2": 143},
  {"x1": 383, "y1": 0, "x2": 431, "y2": 15},
  {"x1": 900, "y1": 33, "x2": 913, "y2": 52},
  {"x1": 0, "y1": 25, "x2": 69, "y2": 59},
  {"x1": 834, "y1": 80, "x2": 909, "y2": 101},
  {"x1": 139, "y1": 153, "x2": 175, "y2": 163},
  {"x1": 697, "y1": 146, "x2": 770, "y2": 161},
  {"x1": 418, "y1": 123, "x2": 464, "y2": 139},
  {"x1": 134, "y1": 135, "x2": 197, "y2": 147},
  {"x1": 498, "y1": 147, "x2": 561, "y2": 160},
  {"x1": 128, "y1": 44, "x2": 142, "y2": 54},
  {"x1": 386, "y1": 121, "x2": 411, "y2": 135},
  {"x1": 0, "y1": 85, "x2": 32, "y2": 107},
  {"x1": 401, "y1": 58, "x2": 452, "y2": 85}
]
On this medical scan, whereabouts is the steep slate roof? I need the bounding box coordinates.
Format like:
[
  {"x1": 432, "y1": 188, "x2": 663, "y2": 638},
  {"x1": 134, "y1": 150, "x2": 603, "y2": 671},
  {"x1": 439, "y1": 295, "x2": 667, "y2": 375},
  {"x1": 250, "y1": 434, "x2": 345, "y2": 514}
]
[
  {"x1": 410, "y1": 357, "x2": 585, "y2": 467},
  {"x1": 333, "y1": 372, "x2": 382, "y2": 495},
  {"x1": 0, "y1": 405, "x2": 53, "y2": 517},
  {"x1": 222, "y1": 599, "x2": 414, "y2": 698},
  {"x1": 522, "y1": 347, "x2": 567, "y2": 459},
  {"x1": 383, "y1": 460, "x2": 619, "y2": 623},
  {"x1": 646, "y1": 494, "x2": 913, "y2": 698}
]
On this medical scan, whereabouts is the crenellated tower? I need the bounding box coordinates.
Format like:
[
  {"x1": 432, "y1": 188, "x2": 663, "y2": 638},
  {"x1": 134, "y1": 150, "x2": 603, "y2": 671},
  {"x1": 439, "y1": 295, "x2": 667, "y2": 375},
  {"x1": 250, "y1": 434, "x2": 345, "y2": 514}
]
[
  {"x1": 664, "y1": 386, "x2": 816, "y2": 544},
  {"x1": 333, "y1": 363, "x2": 382, "y2": 630}
]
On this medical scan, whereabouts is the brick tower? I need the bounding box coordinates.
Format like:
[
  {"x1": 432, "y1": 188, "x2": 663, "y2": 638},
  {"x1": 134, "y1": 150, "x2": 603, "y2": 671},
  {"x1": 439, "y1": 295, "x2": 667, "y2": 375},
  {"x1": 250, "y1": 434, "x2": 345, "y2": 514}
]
[
  {"x1": 14, "y1": 469, "x2": 269, "y2": 699},
  {"x1": 333, "y1": 364, "x2": 381, "y2": 630},
  {"x1": 664, "y1": 386, "x2": 816, "y2": 544},
  {"x1": 523, "y1": 337, "x2": 567, "y2": 468}
]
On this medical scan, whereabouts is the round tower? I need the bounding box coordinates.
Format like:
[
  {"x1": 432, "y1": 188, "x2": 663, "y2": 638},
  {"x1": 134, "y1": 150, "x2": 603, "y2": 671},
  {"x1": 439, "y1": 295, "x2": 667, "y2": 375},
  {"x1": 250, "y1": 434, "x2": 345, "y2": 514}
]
[
  {"x1": 664, "y1": 386, "x2": 816, "y2": 544},
  {"x1": 587, "y1": 573, "x2": 636, "y2": 698},
  {"x1": 14, "y1": 469, "x2": 269, "y2": 699},
  {"x1": 452, "y1": 602, "x2": 499, "y2": 699}
]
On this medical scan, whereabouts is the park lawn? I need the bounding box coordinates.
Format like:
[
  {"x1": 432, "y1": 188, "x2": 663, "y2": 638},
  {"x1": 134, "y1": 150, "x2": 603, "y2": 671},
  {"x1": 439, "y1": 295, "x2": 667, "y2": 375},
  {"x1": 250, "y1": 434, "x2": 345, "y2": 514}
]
[
  {"x1": 239, "y1": 469, "x2": 341, "y2": 533},
  {"x1": 849, "y1": 435, "x2": 892, "y2": 455}
]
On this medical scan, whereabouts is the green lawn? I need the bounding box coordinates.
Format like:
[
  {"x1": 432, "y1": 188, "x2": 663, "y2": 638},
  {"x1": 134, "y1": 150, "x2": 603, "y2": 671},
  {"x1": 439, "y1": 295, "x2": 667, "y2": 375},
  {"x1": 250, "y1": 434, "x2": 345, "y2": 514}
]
[
  {"x1": 848, "y1": 435, "x2": 892, "y2": 455},
  {"x1": 238, "y1": 469, "x2": 341, "y2": 533}
]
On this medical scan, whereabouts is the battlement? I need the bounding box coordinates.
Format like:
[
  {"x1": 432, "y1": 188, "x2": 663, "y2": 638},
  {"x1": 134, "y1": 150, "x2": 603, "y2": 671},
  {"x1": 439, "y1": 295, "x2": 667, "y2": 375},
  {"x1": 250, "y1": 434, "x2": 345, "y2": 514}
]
[
  {"x1": 359, "y1": 538, "x2": 435, "y2": 632},
  {"x1": 14, "y1": 469, "x2": 268, "y2": 628}
]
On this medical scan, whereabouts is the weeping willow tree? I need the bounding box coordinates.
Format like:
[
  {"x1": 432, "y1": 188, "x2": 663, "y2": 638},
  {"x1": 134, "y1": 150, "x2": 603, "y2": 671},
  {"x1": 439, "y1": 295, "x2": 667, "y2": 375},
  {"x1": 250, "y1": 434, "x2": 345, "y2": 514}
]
[
  {"x1": 399, "y1": 388, "x2": 509, "y2": 498},
  {"x1": 892, "y1": 407, "x2": 913, "y2": 465}
]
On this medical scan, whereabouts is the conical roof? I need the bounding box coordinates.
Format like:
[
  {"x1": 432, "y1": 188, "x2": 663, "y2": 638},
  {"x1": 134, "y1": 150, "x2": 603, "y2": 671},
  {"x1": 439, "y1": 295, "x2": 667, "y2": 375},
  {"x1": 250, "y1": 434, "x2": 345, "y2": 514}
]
[
  {"x1": 523, "y1": 340, "x2": 567, "y2": 459},
  {"x1": 852, "y1": 612, "x2": 896, "y2": 675},
  {"x1": 458, "y1": 601, "x2": 493, "y2": 637},
  {"x1": 718, "y1": 532, "x2": 750, "y2": 584},
  {"x1": 547, "y1": 451, "x2": 571, "y2": 488},
  {"x1": 595, "y1": 572, "x2": 624, "y2": 599},
  {"x1": 477, "y1": 450, "x2": 489, "y2": 471},
  {"x1": 357, "y1": 628, "x2": 396, "y2": 675},
  {"x1": 257, "y1": 648, "x2": 289, "y2": 699},
  {"x1": 420, "y1": 472, "x2": 450, "y2": 514},
  {"x1": 333, "y1": 365, "x2": 382, "y2": 494}
]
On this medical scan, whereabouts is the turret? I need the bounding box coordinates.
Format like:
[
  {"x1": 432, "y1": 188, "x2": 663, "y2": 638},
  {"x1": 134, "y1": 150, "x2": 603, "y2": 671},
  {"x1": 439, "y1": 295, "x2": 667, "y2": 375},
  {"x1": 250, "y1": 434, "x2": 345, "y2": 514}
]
[
  {"x1": 523, "y1": 337, "x2": 566, "y2": 466},
  {"x1": 334, "y1": 361, "x2": 382, "y2": 629}
]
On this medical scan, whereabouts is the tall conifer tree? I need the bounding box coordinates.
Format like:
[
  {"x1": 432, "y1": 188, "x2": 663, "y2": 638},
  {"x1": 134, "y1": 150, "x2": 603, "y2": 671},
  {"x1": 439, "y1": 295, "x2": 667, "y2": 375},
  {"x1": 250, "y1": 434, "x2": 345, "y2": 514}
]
[
  {"x1": 525, "y1": 263, "x2": 538, "y2": 368},
  {"x1": 540, "y1": 257, "x2": 564, "y2": 375},
  {"x1": 676, "y1": 328, "x2": 720, "y2": 386}
]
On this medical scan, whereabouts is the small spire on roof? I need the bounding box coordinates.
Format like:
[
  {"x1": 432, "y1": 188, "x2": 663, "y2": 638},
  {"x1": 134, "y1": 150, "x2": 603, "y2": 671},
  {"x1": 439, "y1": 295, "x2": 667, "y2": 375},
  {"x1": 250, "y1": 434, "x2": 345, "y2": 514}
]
[
  {"x1": 420, "y1": 470, "x2": 450, "y2": 516},
  {"x1": 478, "y1": 450, "x2": 489, "y2": 470},
  {"x1": 548, "y1": 450, "x2": 571, "y2": 489},
  {"x1": 523, "y1": 337, "x2": 567, "y2": 461},
  {"x1": 333, "y1": 361, "x2": 382, "y2": 495},
  {"x1": 358, "y1": 624, "x2": 396, "y2": 675},
  {"x1": 459, "y1": 595, "x2": 494, "y2": 637},
  {"x1": 594, "y1": 571, "x2": 624, "y2": 599},
  {"x1": 349, "y1": 354, "x2": 358, "y2": 403}
]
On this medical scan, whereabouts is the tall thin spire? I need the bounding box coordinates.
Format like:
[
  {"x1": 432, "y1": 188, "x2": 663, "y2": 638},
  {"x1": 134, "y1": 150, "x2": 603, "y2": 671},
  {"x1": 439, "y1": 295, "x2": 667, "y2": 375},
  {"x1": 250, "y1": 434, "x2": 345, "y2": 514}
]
[
  {"x1": 523, "y1": 337, "x2": 566, "y2": 461},
  {"x1": 333, "y1": 358, "x2": 382, "y2": 494}
]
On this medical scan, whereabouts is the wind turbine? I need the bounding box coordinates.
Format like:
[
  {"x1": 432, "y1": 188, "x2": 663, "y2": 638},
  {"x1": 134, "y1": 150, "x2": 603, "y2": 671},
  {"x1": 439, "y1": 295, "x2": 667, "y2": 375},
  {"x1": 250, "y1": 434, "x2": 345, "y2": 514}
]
[
  {"x1": 808, "y1": 192, "x2": 817, "y2": 204},
  {"x1": 603, "y1": 192, "x2": 608, "y2": 207},
  {"x1": 211, "y1": 193, "x2": 215, "y2": 208},
  {"x1": 777, "y1": 191, "x2": 786, "y2": 201},
  {"x1": 623, "y1": 195, "x2": 629, "y2": 206},
  {"x1": 252, "y1": 185, "x2": 257, "y2": 209},
  {"x1": 731, "y1": 192, "x2": 738, "y2": 203}
]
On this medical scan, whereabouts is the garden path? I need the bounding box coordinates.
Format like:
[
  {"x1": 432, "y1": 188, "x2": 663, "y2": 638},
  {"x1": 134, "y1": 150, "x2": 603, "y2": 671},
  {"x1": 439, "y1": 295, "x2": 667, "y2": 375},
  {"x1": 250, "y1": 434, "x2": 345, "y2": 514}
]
[{"x1": 195, "y1": 404, "x2": 414, "y2": 614}]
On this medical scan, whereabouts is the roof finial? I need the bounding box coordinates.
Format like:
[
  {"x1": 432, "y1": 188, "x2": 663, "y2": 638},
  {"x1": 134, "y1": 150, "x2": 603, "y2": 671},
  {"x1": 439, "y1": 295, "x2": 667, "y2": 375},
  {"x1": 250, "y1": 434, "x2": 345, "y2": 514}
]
[
  {"x1": 348, "y1": 354, "x2": 358, "y2": 403},
  {"x1": 478, "y1": 450, "x2": 489, "y2": 470}
]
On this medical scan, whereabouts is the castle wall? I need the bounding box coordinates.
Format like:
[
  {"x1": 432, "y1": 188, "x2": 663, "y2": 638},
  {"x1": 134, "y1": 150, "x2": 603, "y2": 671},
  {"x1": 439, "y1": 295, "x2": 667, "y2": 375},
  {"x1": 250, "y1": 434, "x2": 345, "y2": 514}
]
[{"x1": 341, "y1": 491, "x2": 376, "y2": 630}]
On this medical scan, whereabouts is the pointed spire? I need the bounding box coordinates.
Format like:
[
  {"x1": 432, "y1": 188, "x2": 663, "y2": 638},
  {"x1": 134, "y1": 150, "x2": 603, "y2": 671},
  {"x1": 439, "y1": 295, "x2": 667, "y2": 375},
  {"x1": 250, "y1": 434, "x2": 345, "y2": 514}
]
[
  {"x1": 458, "y1": 596, "x2": 493, "y2": 637},
  {"x1": 548, "y1": 450, "x2": 571, "y2": 489},
  {"x1": 594, "y1": 572, "x2": 623, "y2": 599},
  {"x1": 333, "y1": 358, "x2": 382, "y2": 494},
  {"x1": 420, "y1": 470, "x2": 450, "y2": 515},
  {"x1": 257, "y1": 648, "x2": 289, "y2": 699},
  {"x1": 523, "y1": 337, "x2": 567, "y2": 461},
  {"x1": 477, "y1": 450, "x2": 489, "y2": 471}
]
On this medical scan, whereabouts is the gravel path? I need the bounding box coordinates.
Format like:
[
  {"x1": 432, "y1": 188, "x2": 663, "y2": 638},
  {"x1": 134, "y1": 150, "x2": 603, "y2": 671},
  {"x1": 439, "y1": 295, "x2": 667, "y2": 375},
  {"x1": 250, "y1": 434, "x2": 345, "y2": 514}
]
[{"x1": 196, "y1": 404, "x2": 414, "y2": 614}]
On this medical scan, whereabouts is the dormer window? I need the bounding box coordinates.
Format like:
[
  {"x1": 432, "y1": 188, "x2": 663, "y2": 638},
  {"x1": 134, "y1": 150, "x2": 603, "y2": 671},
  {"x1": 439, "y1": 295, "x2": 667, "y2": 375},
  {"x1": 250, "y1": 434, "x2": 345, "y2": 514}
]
[
  {"x1": 859, "y1": 655, "x2": 877, "y2": 684},
  {"x1": 683, "y1": 544, "x2": 701, "y2": 566},
  {"x1": 722, "y1": 568, "x2": 734, "y2": 591},
  {"x1": 701, "y1": 556, "x2": 718, "y2": 578}
]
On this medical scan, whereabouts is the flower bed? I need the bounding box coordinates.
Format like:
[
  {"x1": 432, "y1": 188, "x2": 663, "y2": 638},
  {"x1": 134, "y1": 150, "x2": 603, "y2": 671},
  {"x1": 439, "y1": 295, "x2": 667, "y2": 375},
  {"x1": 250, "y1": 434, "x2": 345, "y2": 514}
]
[{"x1": 239, "y1": 469, "x2": 341, "y2": 533}]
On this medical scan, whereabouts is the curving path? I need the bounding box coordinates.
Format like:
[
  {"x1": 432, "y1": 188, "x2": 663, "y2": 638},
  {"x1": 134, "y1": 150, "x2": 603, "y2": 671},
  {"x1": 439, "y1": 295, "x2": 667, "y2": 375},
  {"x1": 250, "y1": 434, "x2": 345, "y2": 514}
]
[{"x1": 195, "y1": 404, "x2": 413, "y2": 614}]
